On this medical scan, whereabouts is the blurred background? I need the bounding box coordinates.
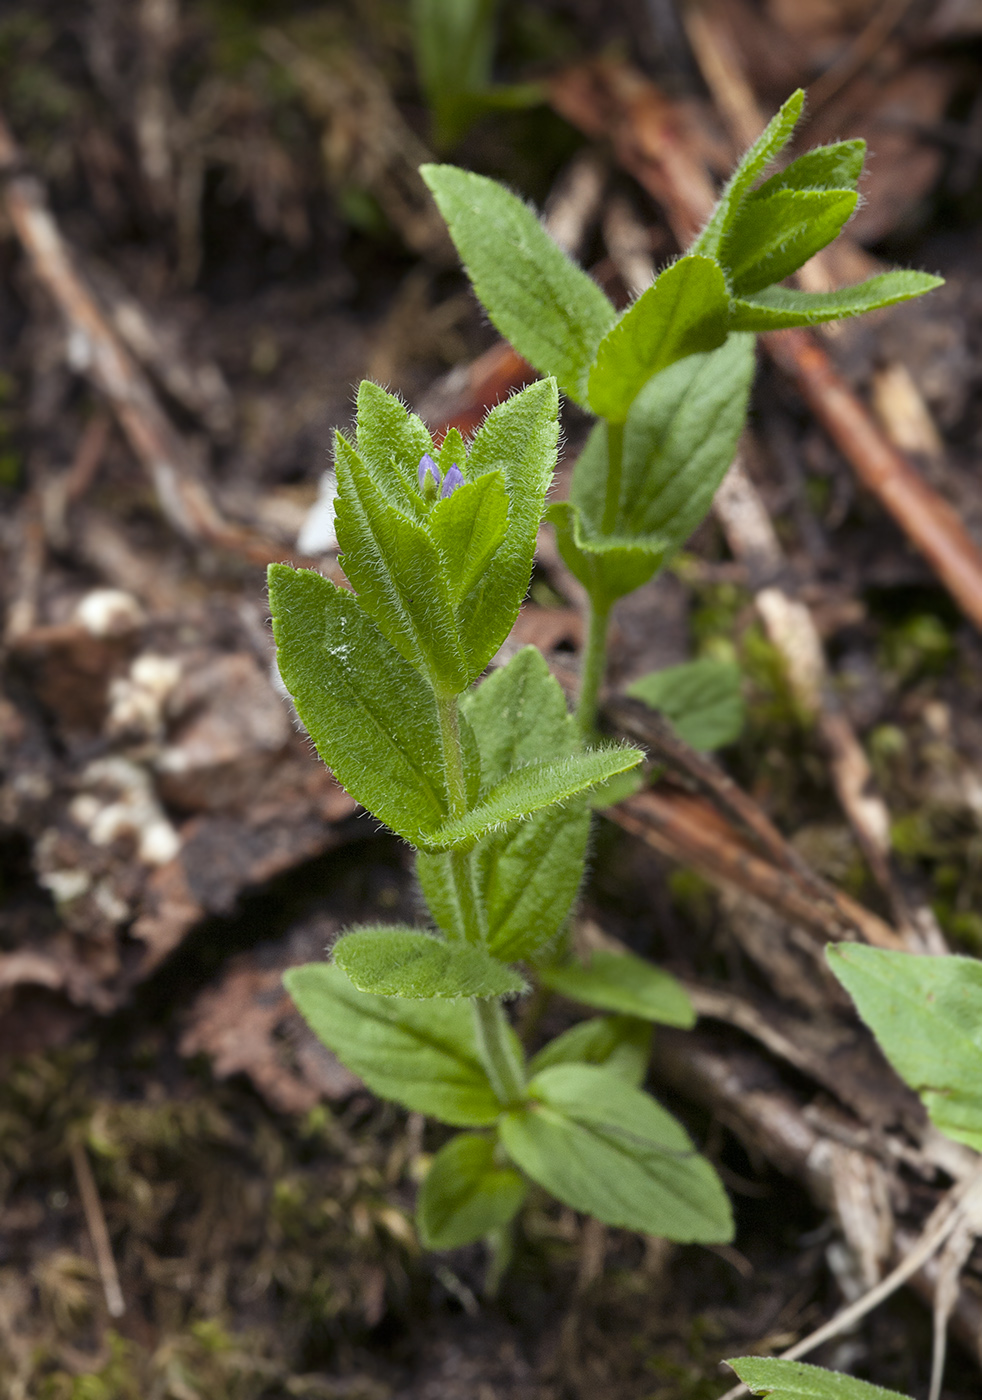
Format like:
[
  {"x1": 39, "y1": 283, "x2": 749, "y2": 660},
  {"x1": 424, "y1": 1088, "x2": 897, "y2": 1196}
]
[{"x1": 1, "y1": 1, "x2": 982, "y2": 1396}]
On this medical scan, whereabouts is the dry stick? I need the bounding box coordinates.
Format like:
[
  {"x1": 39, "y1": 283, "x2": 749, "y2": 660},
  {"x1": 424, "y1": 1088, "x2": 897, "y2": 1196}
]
[
  {"x1": 716, "y1": 1169, "x2": 982, "y2": 1400},
  {"x1": 0, "y1": 107, "x2": 298, "y2": 570},
  {"x1": 929, "y1": 1220, "x2": 979, "y2": 1400},
  {"x1": 69, "y1": 1138, "x2": 125, "y2": 1319},
  {"x1": 656, "y1": 1031, "x2": 982, "y2": 1367},
  {"x1": 548, "y1": 59, "x2": 982, "y2": 636}
]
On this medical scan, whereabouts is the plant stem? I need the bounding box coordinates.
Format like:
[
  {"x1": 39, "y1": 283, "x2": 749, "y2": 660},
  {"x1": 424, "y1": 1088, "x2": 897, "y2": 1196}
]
[
  {"x1": 471, "y1": 998, "x2": 526, "y2": 1106},
  {"x1": 576, "y1": 594, "x2": 611, "y2": 740},
  {"x1": 600, "y1": 419, "x2": 625, "y2": 535},
  {"x1": 435, "y1": 690, "x2": 468, "y2": 817}
]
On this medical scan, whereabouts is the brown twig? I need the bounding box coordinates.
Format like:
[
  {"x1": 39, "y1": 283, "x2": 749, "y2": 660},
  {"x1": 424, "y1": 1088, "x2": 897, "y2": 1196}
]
[
  {"x1": 69, "y1": 1138, "x2": 124, "y2": 1319},
  {"x1": 0, "y1": 106, "x2": 300, "y2": 570}
]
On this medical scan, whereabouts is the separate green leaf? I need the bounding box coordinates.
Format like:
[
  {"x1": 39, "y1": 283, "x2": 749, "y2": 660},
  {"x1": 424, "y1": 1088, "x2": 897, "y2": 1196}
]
[
  {"x1": 828, "y1": 944, "x2": 982, "y2": 1152},
  {"x1": 753, "y1": 139, "x2": 865, "y2": 197},
  {"x1": 436, "y1": 426, "x2": 468, "y2": 478},
  {"x1": 628, "y1": 658, "x2": 744, "y2": 751},
  {"x1": 728, "y1": 1356, "x2": 910, "y2": 1400},
  {"x1": 417, "y1": 1132, "x2": 528, "y2": 1249},
  {"x1": 268, "y1": 566, "x2": 448, "y2": 845},
  {"x1": 354, "y1": 381, "x2": 433, "y2": 516},
  {"x1": 587, "y1": 256, "x2": 729, "y2": 422},
  {"x1": 428, "y1": 471, "x2": 509, "y2": 607},
  {"x1": 418, "y1": 649, "x2": 591, "y2": 959},
  {"x1": 540, "y1": 951, "x2": 695, "y2": 1026},
  {"x1": 333, "y1": 925, "x2": 526, "y2": 999},
  {"x1": 500, "y1": 1064, "x2": 733, "y2": 1241},
  {"x1": 421, "y1": 165, "x2": 616, "y2": 403},
  {"x1": 721, "y1": 188, "x2": 857, "y2": 296},
  {"x1": 334, "y1": 436, "x2": 469, "y2": 690},
  {"x1": 729, "y1": 271, "x2": 944, "y2": 331},
  {"x1": 420, "y1": 744, "x2": 642, "y2": 851},
  {"x1": 285, "y1": 962, "x2": 500, "y2": 1125},
  {"x1": 691, "y1": 89, "x2": 804, "y2": 261},
  {"x1": 456, "y1": 378, "x2": 559, "y2": 675},
  {"x1": 529, "y1": 1015, "x2": 653, "y2": 1087}
]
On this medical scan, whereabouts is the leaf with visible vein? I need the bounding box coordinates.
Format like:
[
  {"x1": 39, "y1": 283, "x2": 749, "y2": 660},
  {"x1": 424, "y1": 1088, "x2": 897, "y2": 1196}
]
[
  {"x1": 421, "y1": 165, "x2": 615, "y2": 403},
  {"x1": 333, "y1": 925, "x2": 525, "y2": 998},
  {"x1": 729, "y1": 271, "x2": 944, "y2": 331},
  {"x1": 417, "y1": 1133, "x2": 527, "y2": 1249},
  {"x1": 728, "y1": 1357, "x2": 911, "y2": 1400}
]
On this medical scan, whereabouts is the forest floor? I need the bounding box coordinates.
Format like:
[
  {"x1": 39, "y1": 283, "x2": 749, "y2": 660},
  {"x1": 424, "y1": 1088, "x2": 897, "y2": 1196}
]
[{"x1": 1, "y1": 1, "x2": 982, "y2": 1396}]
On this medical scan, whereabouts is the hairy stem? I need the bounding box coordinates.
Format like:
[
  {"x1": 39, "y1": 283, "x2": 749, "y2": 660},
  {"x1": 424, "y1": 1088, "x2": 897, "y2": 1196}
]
[
  {"x1": 576, "y1": 594, "x2": 611, "y2": 740},
  {"x1": 435, "y1": 690, "x2": 468, "y2": 817},
  {"x1": 472, "y1": 998, "x2": 526, "y2": 1106},
  {"x1": 600, "y1": 419, "x2": 625, "y2": 536}
]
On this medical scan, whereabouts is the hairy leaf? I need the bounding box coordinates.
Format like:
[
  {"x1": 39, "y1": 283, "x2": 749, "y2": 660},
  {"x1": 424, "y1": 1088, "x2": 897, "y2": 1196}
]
[
  {"x1": 334, "y1": 436, "x2": 469, "y2": 690},
  {"x1": 456, "y1": 378, "x2": 560, "y2": 675},
  {"x1": 268, "y1": 566, "x2": 448, "y2": 844},
  {"x1": 547, "y1": 501, "x2": 666, "y2": 606},
  {"x1": 721, "y1": 188, "x2": 858, "y2": 296},
  {"x1": 753, "y1": 139, "x2": 865, "y2": 197},
  {"x1": 728, "y1": 1357, "x2": 910, "y2": 1400},
  {"x1": 421, "y1": 165, "x2": 615, "y2": 403},
  {"x1": 420, "y1": 744, "x2": 641, "y2": 851},
  {"x1": 628, "y1": 657, "x2": 744, "y2": 751},
  {"x1": 541, "y1": 951, "x2": 695, "y2": 1026},
  {"x1": 828, "y1": 944, "x2": 982, "y2": 1152},
  {"x1": 529, "y1": 1015, "x2": 652, "y2": 1087},
  {"x1": 333, "y1": 926, "x2": 525, "y2": 998},
  {"x1": 499, "y1": 1064, "x2": 733, "y2": 1241},
  {"x1": 428, "y1": 470, "x2": 509, "y2": 607},
  {"x1": 284, "y1": 962, "x2": 500, "y2": 1125},
  {"x1": 417, "y1": 1132, "x2": 528, "y2": 1249},
  {"x1": 729, "y1": 271, "x2": 944, "y2": 330},
  {"x1": 587, "y1": 256, "x2": 729, "y2": 422},
  {"x1": 354, "y1": 381, "x2": 433, "y2": 516},
  {"x1": 691, "y1": 89, "x2": 804, "y2": 261},
  {"x1": 418, "y1": 649, "x2": 592, "y2": 959}
]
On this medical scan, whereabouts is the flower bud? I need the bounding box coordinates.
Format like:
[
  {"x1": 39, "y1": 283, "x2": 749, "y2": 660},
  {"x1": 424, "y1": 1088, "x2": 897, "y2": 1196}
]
[
  {"x1": 418, "y1": 452, "x2": 441, "y2": 500},
  {"x1": 440, "y1": 464, "x2": 464, "y2": 499}
]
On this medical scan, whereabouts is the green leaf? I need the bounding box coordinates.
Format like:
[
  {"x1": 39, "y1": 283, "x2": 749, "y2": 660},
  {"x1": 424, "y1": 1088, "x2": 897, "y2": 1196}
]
[
  {"x1": 618, "y1": 334, "x2": 756, "y2": 543},
  {"x1": 333, "y1": 926, "x2": 526, "y2": 999},
  {"x1": 456, "y1": 378, "x2": 560, "y2": 675},
  {"x1": 334, "y1": 435, "x2": 469, "y2": 690},
  {"x1": 554, "y1": 335, "x2": 755, "y2": 608},
  {"x1": 721, "y1": 188, "x2": 858, "y2": 296},
  {"x1": 421, "y1": 164, "x2": 616, "y2": 403},
  {"x1": 428, "y1": 471, "x2": 509, "y2": 607},
  {"x1": 547, "y1": 501, "x2": 666, "y2": 607},
  {"x1": 627, "y1": 658, "x2": 745, "y2": 751},
  {"x1": 499, "y1": 1064, "x2": 733, "y2": 1241},
  {"x1": 540, "y1": 951, "x2": 695, "y2": 1026},
  {"x1": 529, "y1": 1015, "x2": 653, "y2": 1087},
  {"x1": 420, "y1": 744, "x2": 642, "y2": 851},
  {"x1": 691, "y1": 89, "x2": 804, "y2": 261},
  {"x1": 354, "y1": 381, "x2": 432, "y2": 516},
  {"x1": 418, "y1": 649, "x2": 592, "y2": 959},
  {"x1": 436, "y1": 426, "x2": 468, "y2": 478},
  {"x1": 284, "y1": 962, "x2": 501, "y2": 1126},
  {"x1": 754, "y1": 139, "x2": 865, "y2": 197},
  {"x1": 828, "y1": 944, "x2": 982, "y2": 1152},
  {"x1": 268, "y1": 566, "x2": 448, "y2": 845},
  {"x1": 417, "y1": 1132, "x2": 528, "y2": 1249},
  {"x1": 728, "y1": 1357, "x2": 911, "y2": 1400},
  {"x1": 729, "y1": 271, "x2": 945, "y2": 331},
  {"x1": 587, "y1": 256, "x2": 730, "y2": 422}
]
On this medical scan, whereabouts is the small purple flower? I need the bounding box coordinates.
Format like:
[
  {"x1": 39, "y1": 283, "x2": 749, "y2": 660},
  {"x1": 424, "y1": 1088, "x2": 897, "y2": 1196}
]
[
  {"x1": 418, "y1": 452, "x2": 441, "y2": 498},
  {"x1": 440, "y1": 464, "x2": 464, "y2": 499}
]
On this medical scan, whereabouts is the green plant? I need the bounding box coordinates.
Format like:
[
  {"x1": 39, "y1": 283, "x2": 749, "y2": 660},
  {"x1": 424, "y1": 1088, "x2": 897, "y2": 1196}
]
[
  {"x1": 726, "y1": 1357, "x2": 912, "y2": 1400},
  {"x1": 269, "y1": 92, "x2": 940, "y2": 1272},
  {"x1": 421, "y1": 88, "x2": 940, "y2": 739},
  {"x1": 411, "y1": 0, "x2": 543, "y2": 150}
]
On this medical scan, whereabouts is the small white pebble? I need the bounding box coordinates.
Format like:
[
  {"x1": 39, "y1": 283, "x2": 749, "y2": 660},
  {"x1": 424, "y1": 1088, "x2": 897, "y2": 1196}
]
[{"x1": 74, "y1": 588, "x2": 145, "y2": 638}]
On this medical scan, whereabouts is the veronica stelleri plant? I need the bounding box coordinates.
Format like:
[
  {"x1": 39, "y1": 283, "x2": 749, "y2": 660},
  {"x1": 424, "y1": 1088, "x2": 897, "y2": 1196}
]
[{"x1": 269, "y1": 92, "x2": 941, "y2": 1272}]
